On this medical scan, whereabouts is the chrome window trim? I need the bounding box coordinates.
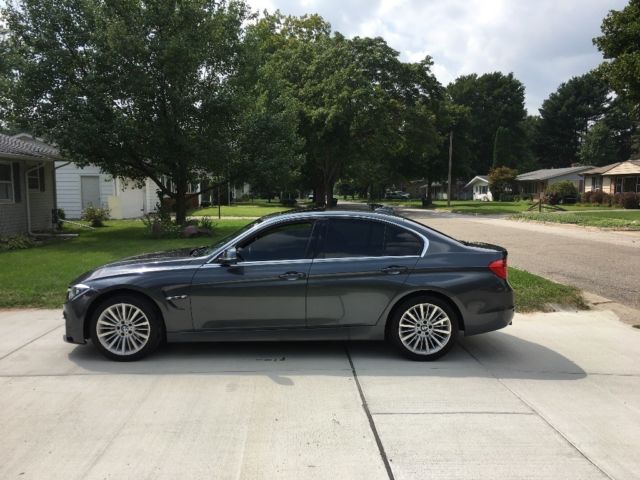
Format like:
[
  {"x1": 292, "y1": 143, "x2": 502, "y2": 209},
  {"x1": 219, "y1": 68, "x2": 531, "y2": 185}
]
[
  {"x1": 313, "y1": 255, "x2": 420, "y2": 263},
  {"x1": 205, "y1": 213, "x2": 430, "y2": 264},
  {"x1": 202, "y1": 258, "x2": 312, "y2": 268}
]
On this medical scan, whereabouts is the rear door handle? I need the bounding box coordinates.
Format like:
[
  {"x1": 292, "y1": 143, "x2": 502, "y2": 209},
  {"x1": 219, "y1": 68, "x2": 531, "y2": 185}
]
[
  {"x1": 279, "y1": 271, "x2": 306, "y2": 280},
  {"x1": 381, "y1": 266, "x2": 408, "y2": 275}
]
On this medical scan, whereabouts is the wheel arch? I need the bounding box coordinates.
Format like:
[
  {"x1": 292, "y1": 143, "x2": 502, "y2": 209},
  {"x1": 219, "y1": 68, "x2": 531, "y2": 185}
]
[
  {"x1": 84, "y1": 288, "x2": 166, "y2": 341},
  {"x1": 384, "y1": 290, "x2": 465, "y2": 340}
]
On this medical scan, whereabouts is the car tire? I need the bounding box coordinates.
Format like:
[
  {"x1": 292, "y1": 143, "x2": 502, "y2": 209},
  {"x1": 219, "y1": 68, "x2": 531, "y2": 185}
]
[
  {"x1": 389, "y1": 295, "x2": 459, "y2": 361},
  {"x1": 90, "y1": 294, "x2": 163, "y2": 361}
]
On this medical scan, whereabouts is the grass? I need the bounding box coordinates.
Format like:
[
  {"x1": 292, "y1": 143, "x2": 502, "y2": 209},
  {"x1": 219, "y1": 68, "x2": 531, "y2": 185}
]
[
  {"x1": 190, "y1": 200, "x2": 292, "y2": 217},
  {"x1": 511, "y1": 210, "x2": 640, "y2": 230},
  {"x1": 0, "y1": 219, "x2": 588, "y2": 313},
  {"x1": 0, "y1": 219, "x2": 250, "y2": 308},
  {"x1": 508, "y1": 268, "x2": 587, "y2": 312}
]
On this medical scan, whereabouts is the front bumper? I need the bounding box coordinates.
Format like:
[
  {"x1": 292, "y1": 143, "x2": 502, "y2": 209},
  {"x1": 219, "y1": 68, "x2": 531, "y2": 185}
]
[{"x1": 62, "y1": 290, "x2": 98, "y2": 344}]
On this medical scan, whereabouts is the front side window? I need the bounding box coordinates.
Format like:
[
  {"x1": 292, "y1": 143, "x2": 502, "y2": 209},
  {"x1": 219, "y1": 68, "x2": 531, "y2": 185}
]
[
  {"x1": 319, "y1": 219, "x2": 422, "y2": 258},
  {"x1": 237, "y1": 222, "x2": 313, "y2": 262},
  {"x1": 0, "y1": 163, "x2": 14, "y2": 203}
]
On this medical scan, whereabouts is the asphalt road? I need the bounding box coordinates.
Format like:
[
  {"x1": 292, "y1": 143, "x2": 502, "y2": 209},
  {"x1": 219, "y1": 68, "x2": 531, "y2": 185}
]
[
  {"x1": 1, "y1": 308, "x2": 639, "y2": 479},
  {"x1": 403, "y1": 209, "x2": 640, "y2": 310}
]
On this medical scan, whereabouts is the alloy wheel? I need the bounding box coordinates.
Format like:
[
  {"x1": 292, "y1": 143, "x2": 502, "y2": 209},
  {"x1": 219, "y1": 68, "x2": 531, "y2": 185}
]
[
  {"x1": 398, "y1": 303, "x2": 452, "y2": 355},
  {"x1": 96, "y1": 303, "x2": 151, "y2": 356}
]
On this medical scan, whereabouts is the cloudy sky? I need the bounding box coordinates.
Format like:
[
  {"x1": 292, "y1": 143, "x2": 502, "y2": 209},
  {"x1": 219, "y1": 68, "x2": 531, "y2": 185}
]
[{"x1": 247, "y1": 0, "x2": 627, "y2": 114}]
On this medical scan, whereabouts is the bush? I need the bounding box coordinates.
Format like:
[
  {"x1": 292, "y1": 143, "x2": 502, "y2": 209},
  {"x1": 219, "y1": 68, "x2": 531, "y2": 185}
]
[
  {"x1": 615, "y1": 192, "x2": 640, "y2": 209},
  {"x1": 197, "y1": 216, "x2": 216, "y2": 231},
  {"x1": 200, "y1": 201, "x2": 211, "y2": 208},
  {"x1": 589, "y1": 190, "x2": 611, "y2": 205},
  {"x1": 499, "y1": 193, "x2": 514, "y2": 202},
  {"x1": 547, "y1": 180, "x2": 577, "y2": 198},
  {"x1": 0, "y1": 234, "x2": 37, "y2": 251},
  {"x1": 141, "y1": 212, "x2": 182, "y2": 238},
  {"x1": 81, "y1": 206, "x2": 110, "y2": 227}
]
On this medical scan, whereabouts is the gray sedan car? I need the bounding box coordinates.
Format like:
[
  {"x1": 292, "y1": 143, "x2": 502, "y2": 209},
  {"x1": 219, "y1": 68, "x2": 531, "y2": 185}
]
[{"x1": 63, "y1": 209, "x2": 514, "y2": 361}]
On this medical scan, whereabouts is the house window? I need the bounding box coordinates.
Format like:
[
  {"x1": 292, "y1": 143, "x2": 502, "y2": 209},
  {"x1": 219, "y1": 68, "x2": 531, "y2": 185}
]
[
  {"x1": 27, "y1": 166, "x2": 45, "y2": 192},
  {"x1": 622, "y1": 176, "x2": 640, "y2": 193},
  {"x1": 0, "y1": 162, "x2": 14, "y2": 203},
  {"x1": 590, "y1": 176, "x2": 602, "y2": 191}
]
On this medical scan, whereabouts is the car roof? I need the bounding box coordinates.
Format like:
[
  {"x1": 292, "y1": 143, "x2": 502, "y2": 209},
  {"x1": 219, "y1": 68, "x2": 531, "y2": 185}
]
[{"x1": 260, "y1": 207, "x2": 404, "y2": 223}]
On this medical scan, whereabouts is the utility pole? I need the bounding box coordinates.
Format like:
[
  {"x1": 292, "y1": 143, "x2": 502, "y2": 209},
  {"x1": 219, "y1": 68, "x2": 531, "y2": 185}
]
[{"x1": 447, "y1": 130, "x2": 453, "y2": 207}]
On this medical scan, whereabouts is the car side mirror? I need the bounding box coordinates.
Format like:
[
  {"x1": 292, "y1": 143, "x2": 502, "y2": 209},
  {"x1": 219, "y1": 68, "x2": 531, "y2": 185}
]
[{"x1": 217, "y1": 247, "x2": 238, "y2": 265}]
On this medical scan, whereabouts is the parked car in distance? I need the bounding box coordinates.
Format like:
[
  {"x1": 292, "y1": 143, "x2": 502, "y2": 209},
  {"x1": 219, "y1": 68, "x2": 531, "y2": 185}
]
[
  {"x1": 385, "y1": 191, "x2": 411, "y2": 200},
  {"x1": 63, "y1": 209, "x2": 514, "y2": 361}
]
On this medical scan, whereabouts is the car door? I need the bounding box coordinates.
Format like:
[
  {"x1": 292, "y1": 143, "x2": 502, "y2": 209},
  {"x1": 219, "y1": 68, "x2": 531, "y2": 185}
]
[
  {"x1": 306, "y1": 218, "x2": 424, "y2": 327},
  {"x1": 190, "y1": 220, "x2": 316, "y2": 330}
]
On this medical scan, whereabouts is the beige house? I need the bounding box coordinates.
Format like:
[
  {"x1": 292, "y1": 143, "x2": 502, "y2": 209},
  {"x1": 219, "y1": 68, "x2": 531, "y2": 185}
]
[
  {"x1": 582, "y1": 159, "x2": 640, "y2": 194},
  {"x1": 0, "y1": 133, "x2": 59, "y2": 236}
]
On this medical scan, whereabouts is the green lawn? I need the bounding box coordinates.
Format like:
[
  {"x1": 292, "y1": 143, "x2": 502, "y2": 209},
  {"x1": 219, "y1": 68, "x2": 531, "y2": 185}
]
[
  {"x1": 511, "y1": 210, "x2": 640, "y2": 230},
  {"x1": 0, "y1": 219, "x2": 249, "y2": 308},
  {"x1": 190, "y1": 203, "x2": 290, "y2": 217},
  {"x1": 509, "y1": 268, "x2": 587, "y2": 312},
  {"x1": 1, "y1": 218, "x2": 587, "y2": 313}
]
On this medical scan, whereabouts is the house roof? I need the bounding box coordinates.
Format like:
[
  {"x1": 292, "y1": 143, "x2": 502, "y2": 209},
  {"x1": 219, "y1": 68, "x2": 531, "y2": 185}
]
[
  {"x1": 581, "y1": 159, "x2": 640, "y2": 176},
  {"x1": 464, "y1": 175, "x2": 488, "y2": 189},
  {"x1": 0, "y1": 133, "x2": 60, "y2": 161},
  {"x1": 516, "y1": 165, "x2": 594, "y2": 182}
]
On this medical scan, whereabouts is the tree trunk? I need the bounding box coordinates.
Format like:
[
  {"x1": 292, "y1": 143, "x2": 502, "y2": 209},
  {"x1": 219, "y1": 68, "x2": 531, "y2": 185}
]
[
  {"x1": 315, "y1": 180, "x2": 326, "y2": 207},
  {"x1": 425, "y1": 178, "x2": 433, "y2": 205},
  {"x1": 174, "y1": 179, "x2": 188, "y2": 225}
]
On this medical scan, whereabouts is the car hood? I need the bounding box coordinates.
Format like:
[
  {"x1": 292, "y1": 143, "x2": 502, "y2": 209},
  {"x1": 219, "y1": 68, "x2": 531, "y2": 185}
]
[{"x1": 70, "y1": 247, "x2": 205, "y2": 285}]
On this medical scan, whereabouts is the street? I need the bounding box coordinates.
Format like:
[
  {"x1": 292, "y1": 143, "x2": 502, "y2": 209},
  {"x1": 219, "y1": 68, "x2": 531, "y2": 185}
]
[
  {"x1": 1, "y1": 308, "x2": 639, "y2": 479},
  {"x1": 403, "y1": 209, "x2": 640, "y2": 310}
]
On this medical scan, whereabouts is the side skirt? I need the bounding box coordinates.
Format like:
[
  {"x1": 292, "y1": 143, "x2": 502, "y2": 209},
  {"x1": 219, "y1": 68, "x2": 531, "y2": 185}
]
[{"x1": 167, "y1": 326, "x2": 385, "y2": 343}]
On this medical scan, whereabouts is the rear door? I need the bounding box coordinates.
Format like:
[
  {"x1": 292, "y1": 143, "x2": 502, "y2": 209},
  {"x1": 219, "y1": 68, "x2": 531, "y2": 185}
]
[{"x1": 306, "y1": 218, "x2": 423, "y2": 327}]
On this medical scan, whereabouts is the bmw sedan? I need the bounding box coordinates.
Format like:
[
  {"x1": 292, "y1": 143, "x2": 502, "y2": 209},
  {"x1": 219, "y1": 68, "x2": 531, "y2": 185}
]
[{"x1": 63, "y1": 210, "x2": 514, "y2": 361}]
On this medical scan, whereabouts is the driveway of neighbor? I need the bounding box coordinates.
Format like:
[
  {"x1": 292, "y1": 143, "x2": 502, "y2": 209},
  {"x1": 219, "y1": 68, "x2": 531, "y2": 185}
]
[
  {"x1": 402, "y1": 209, "x2": 640, "y2": 310},
  {"x1": 1, "y1": 309, "x2": 639, "y2": 479}
]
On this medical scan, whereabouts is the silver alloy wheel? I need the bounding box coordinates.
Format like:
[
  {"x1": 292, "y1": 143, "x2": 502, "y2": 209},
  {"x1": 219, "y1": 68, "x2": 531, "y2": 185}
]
[
  {"x1": 96, "y1": 303, "x2": 151, "y2": 356},
  {"x1": 398, "y1": 303, "x2": 452, "y2": 355}
]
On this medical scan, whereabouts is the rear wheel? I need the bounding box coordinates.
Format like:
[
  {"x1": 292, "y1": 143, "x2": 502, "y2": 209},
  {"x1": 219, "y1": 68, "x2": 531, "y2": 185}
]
[
  {"x1": 389, "y1": 295, "x2": 459, "y2": 361},
  {"x1": 90, "y1": 295, "x2": 163, "y2": 361}
]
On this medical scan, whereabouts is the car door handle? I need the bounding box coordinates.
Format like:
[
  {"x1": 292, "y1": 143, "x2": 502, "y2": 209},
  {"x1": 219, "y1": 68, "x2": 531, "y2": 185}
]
[
  {"x1": 279, "y1": 271, "x2": 306, "y2": 280},
  {"x1": 381, "y1": 266, "x2": 408, "y2": 275}
]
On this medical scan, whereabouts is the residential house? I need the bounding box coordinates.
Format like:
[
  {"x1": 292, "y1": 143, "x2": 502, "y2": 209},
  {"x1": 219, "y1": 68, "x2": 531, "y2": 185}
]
[
  {"x1": 464, "y1": 175, "x2": 492, "y2": 201},
  {"x1": 0, "y1": 133, "x2": 58, "y2": 236},
  {"x1": 582, "y1": 159, "x2": 640, "y2": 194},
  {"x1": 10, "y1": 133, "x2": 160, "y2": 220},
  {"x1": 516, "y1": 166, "x2": 594, "y2": 197}
]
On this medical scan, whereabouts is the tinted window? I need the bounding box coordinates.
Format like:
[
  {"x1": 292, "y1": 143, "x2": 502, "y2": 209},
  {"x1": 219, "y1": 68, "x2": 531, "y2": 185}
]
[
  {"x1": 238, "y1": 222, "x2": 313, "y2": 262},
  {"x1": 320, "y1": 219, "x2": 422, "y2": 258}
]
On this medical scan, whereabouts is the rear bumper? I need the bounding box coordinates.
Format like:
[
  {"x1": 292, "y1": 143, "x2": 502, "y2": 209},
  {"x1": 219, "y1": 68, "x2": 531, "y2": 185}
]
[{"x1": 463, "y1": 306, "x2": 514, "y2": 336}]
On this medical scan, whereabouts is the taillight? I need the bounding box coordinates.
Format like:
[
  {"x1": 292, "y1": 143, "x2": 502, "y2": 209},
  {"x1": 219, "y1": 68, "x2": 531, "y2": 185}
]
[{"x1": 489, "y1": 258, "x2": 507, "y2": 280}]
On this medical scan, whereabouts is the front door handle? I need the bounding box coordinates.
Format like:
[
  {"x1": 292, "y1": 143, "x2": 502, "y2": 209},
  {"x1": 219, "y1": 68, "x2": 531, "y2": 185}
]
[
  {"x1": 279, "y1": 271, "x2": 306, "y2": 281},
  {"x1": 381, "y1": 265, "x2": 408, "y2": 275}
]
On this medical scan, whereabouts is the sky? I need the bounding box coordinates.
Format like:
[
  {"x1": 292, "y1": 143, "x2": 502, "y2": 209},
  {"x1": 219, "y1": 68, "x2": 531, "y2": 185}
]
[{"x1": 246, "y1": 0, "x2": 628, "y2": 114}]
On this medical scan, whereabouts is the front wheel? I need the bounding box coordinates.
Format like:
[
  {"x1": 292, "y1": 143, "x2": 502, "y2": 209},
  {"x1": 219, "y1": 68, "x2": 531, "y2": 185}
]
[
  {"x1": 389, "y1": 295, "x2": 459, "y2": 361},
  {"x1": 90, "y1": 295, "x2": 163, "y2": 361}
]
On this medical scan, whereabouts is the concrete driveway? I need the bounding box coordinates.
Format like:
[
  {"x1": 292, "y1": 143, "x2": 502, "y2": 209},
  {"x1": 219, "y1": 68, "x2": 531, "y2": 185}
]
[
  {"x1": 1, "y1": 308, "x2": 639, "y2": 480},
  {"x1": 402, "y1": 209, "x2": 640, "y2": 310}
]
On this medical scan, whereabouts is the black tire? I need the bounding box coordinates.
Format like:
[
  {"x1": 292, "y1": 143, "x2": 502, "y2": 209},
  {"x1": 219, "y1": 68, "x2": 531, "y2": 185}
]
[
  {"x1": 90, "y1": 294, "x2": 164, "y2": 361},
  {"x1": 389, "y1": 294, "x2": 459, "y2": 361}
]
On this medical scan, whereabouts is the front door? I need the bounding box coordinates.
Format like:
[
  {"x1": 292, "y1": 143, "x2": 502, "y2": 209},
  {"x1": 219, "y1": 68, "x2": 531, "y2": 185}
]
[
  {"x1": 80, "y1": 175, "x2": 100, "y2": 209},
  {"x1": 306, "y1": 218, "x2": 423, "y2": 327},
  {"x1": 190, "y1": 221, "x2": 316, "y2": 330}
]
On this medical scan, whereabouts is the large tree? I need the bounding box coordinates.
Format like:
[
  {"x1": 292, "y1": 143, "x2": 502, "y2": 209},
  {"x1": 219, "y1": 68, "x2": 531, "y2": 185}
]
[
  {"x1": 534, "y1": 72, "x2": 609, "y2": 168},
  {"x1": 594, "y1": 0, "x2": 640, "y2": 111},
  {"x1": 3, "y1": 0, "x2": 249, "y2": 224},
  {"x1": 447, "y1": 72, "x2": 527, "y2": 175}
]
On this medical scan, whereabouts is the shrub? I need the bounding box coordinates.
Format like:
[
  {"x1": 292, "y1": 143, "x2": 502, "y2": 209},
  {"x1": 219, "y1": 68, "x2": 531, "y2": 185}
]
[
  {"x1": 589, "y1": 190, "x2": 611, "y2": 205},
  {"x1": 81, "y1": 206, "x2": 110, "y2": 227},
  {"x1": 0, "y1": 234, "x2": 37, "y2": 251},
  {"x1": 616, "y1": 192, "x2": 640, "y2": 209},
  {"x1": 547, "y1": 180, "x2": 577, "y2": 198},
  {"x1": 200, "y1": 201, "x2": 211, "y2": 208},
  {"x1": 141, "y1": 212, "x2": 182, "y2": 238},
  {"x1": 488, "y1": 166, "x2": 518, "y2": 199},
  {"x1": 197, "y1": 216, "x2": 216, "y2": 231},
  {"x1": 499, "y1": 193, "x2": 514, "y2": 202}
]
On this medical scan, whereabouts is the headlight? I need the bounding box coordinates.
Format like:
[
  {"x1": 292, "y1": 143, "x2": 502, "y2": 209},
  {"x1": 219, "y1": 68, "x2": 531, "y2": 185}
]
[{"x1": 67, "y1": 284, "x2": 91, "y2": 301}]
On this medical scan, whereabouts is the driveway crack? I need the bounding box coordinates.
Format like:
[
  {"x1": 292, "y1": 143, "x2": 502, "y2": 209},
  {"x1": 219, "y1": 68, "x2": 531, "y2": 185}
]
[{"x1": 345, "y1": 345, "x2": 395, "y2": 480}]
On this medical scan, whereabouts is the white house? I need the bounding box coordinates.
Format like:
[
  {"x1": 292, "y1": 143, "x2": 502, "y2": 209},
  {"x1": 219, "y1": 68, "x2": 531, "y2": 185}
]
[
  {"x1": 55, "y1": 161, "x2": 158, "y2": 219},
  {"x1": 464, "y1": 175, "x2": 492, "y2": 201}
]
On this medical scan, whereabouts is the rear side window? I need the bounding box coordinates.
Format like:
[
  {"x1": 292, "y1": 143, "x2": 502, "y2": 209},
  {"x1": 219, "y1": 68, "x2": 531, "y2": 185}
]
[
  {"x1": 319, "y1": 219, "x2": 422, "y2": 258},
  {"x1": 238, "y1": 222, "x2": 313, "y2": 262}
]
